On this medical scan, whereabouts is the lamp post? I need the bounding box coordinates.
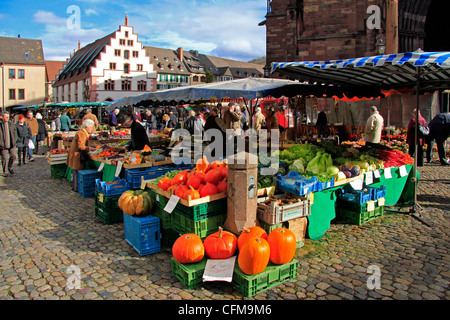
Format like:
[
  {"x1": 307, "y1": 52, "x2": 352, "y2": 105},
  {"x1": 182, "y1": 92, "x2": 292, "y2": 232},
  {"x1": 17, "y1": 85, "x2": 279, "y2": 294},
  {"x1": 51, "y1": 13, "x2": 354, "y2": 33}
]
[{"x1": 377, "y1": 39, "x2": 386, "y2": 55}]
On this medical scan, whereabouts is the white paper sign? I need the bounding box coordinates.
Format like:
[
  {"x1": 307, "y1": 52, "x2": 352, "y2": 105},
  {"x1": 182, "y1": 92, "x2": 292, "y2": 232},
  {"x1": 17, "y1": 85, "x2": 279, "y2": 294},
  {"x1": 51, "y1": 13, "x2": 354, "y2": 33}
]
[
  {"x1": 367, "y1": 200, "x2": 375, "y2": 212},
  {"x1": 115, "y1": 161, "x2": 123, "y2": 177},
  {"x1": 97, "y1": 162, "x2": 105, "y2": 172},
  {"x1": 350, "y1": 176, "x2": 364, "y2": 190},
  {"x1": 365, "y1": 171, "x2": 373, "y2": 185},
  {"x1": 202, "y1": 256, "x2": 236, "y2": 282},
  {"x1": 374, "y1": 170, "x2": 381, "y2": 179},
  {"x1": 384, "y1": 167, "x2": 392, "y2": 179},
  {"x1": 378, "y1": 197, "x2": 385, "y2": 206},
  {"x1": 163, "y1": 195, "x2": 180, "y2": 213},
  {"x1": 399, "y1": 165, "x2": 408, "y2": 177}
]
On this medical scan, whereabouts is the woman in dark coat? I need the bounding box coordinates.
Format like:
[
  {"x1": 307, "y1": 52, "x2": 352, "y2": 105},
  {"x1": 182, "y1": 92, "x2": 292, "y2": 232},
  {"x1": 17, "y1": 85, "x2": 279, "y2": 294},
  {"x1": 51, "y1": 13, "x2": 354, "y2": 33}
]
[
  {"x1": 15, "y1": 114, "x2": 32, "y2": 166},
  {"x1": 35, "y1": 114, "x2": 48, "y2": 155},
  {"x1": 406, "y1": 109, "x2": 427, "y2": 167}
]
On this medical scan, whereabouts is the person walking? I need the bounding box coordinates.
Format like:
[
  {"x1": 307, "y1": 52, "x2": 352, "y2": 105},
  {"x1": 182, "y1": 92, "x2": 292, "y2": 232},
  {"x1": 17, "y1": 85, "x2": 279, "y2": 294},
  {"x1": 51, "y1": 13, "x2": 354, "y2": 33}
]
[
  {"x1": 406, "y1": 109, "x2": 427, "y2": 167},
  {"x1": 35, "y1": 113, "x2": 48, "y2": 155},
  {"x1": 363, "y1": 106, "x2": 384, "y2": 146},
  {"x1": 252, "y1": 107, "x2": 265, "y2": 135},
  {"x1": 0, "y1": 111, "x2": 18, "y2": 177},
  {"x1": 60, "y1": 110, "x2": 72, "y2": 132},
  {"x1": 81, "y1": 108, "x2": 99, "y2": 133},
  {"x1": 66, "y1": 119, "x2": 96, "y2": 192},
  {"x1": 425, "y1": 112, "x2": 450, "y2": 165},
  {"x1": 184, "y1": 110, "x2": 203, "y2": 135},
  {"x1": 24, "y1": 110, "x2": 38, "y2": 162},
  {"x1": 15, "y1": 114, "x2": 32, "y2": 166}
]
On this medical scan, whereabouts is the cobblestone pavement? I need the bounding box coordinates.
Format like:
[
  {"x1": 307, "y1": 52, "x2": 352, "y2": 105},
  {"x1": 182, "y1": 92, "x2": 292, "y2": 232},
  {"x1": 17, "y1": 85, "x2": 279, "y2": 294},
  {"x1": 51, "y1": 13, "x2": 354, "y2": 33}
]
[{"x1": 0, "y1": 152, "x2": 448, "y2": 301}]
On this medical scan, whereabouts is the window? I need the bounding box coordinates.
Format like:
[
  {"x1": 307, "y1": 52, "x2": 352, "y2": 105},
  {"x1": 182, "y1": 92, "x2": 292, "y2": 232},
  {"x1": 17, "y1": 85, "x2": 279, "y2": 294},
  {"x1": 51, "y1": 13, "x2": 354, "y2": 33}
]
[
  {"x1": 114, "y1": 49, "x2": 121, "y2": 56},
  {"x1": 104, "y1": 80, "x2": 115, "y2": 91},
  {"x1": 121, "y1": 79, "x2": 131, "y2": 91},
  {"x1": 18, "y1": 69, "x2": 25, "y2": 79},
  {"x1": 137, "y1": 64, "x2": 143, "y2": 71},
  {"x1": 9, "y1": 89, "x2": 15, "y2": 100},
  {"x1": 200, "y1": 76, "x2": 206, "y2": 82},
  {"x1": 110, "y1": 63, "x2": 116, "y2": 70},
  {"x1": 124, "y1": 50, "x2": 129, "y2": 59},
  {"x1": 119, "y1": 39, "x2": 126, "y2": 45},
  {"x1": 9, "y1": 69, "x2": 15, "y2": 79},
  {"x1": 124, "y1": 63, "x2": 130, "y2": 74},
  {"x1": 137, "y1": 80, "x2": 147, "y2": 91},
  {"x1": 127, "y1": 40, "x2": 133, "y2": 46},
  {"x1": 18, "y1": 89, "x2": 25, "y2": 100},
  {"x1": 125, "y1": 31, "x2": 129, "y2": 38},
  {"x1": 132, "y1": 51, "x2": 139, "y2": 58}
]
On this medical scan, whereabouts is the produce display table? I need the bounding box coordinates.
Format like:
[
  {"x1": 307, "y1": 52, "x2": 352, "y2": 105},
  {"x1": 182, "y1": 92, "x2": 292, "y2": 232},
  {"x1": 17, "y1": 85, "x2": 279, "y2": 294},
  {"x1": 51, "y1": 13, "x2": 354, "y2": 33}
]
[{"x1": 307, "y1": 164, "x2": 416, "y2": 240}]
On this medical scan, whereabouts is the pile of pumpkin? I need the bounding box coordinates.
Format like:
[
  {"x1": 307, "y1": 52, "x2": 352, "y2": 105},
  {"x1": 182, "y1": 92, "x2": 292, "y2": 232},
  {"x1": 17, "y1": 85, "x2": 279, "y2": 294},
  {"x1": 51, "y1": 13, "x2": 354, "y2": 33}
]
[
  {"x1": 172, "y1": 226, "x2": 297, "y2": 275},
  {"x1": 118, "y1": 190, "x2": 154, "y2": 216},
  {"x1": 157, "y1": 157, "x2": 228, "y2": 201}
]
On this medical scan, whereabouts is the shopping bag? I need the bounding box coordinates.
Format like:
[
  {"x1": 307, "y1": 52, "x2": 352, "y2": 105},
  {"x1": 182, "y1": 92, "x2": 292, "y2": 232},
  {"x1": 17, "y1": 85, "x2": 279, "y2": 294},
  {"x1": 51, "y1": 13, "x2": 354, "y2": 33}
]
[{"x1": 28, "y1": 139, "x2": 35, "y2": 150}]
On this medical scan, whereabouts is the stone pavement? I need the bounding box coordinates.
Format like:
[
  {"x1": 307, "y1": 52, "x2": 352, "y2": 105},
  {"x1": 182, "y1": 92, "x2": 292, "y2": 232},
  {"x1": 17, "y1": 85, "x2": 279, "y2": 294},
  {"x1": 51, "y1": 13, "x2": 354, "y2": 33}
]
[{"x1": 0, "y1": 152, "x2": 448, "y2": 301}]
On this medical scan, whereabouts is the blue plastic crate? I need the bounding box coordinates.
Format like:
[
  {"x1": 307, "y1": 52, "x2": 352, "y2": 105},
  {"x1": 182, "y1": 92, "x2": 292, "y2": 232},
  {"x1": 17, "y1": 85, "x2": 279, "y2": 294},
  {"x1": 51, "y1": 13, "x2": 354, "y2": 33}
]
[
  {"x1": 275, "y1": 171, "x2": 319, "y2": 196},
  {"x1": 78, "y1": 169, "x2": 102, "y2": 185},
  {"x1": 79, "y1": 184, "x2": 95, "y2": 198},
  {"x1": 316, "y1": 177, "x2": 335, "y2": 192},
  {"x1": 366, "y1": 185, "x2": 386, "y2": 200},
  {"x1": 123, "y1": 213, "x2": 161, "y2": 256},
  {"x1": 337, "y1": 184, "x2": 373, "y2": 205},
  {"x1": 125, "y1": 167, "x2": 175, "y2": 189},
  {"x1": 95, "y1": 178, "x2": 130, "y2": 196}
]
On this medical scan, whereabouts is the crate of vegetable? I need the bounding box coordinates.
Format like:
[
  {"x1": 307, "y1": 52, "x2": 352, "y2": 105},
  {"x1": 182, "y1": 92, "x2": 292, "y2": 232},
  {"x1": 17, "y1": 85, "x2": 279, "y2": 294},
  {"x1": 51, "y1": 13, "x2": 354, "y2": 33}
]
[
  {"x1": 276, "y1": 171, "x2": 319, "y2": 196},
  {"x1": 257, "y1": 193, "x2": 312, "y2": 224},
  {"x1": 95, "y1": 177, "x2": 130, "y2": 196}
]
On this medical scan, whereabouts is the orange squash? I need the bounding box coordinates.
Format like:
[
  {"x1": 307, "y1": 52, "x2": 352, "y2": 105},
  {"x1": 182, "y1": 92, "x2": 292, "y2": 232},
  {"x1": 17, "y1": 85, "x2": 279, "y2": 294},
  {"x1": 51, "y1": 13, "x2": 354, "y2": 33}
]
[
  {"x1": 187, "y1": 174, "x2": 202, "y2": 190},
  {"x1": 171, "y1": 170, "x2": 188, "y2": 186},
  {"x1": 204, "y1": 168, "x2": 222, "y2": 185},
  {"x1": 238, "y1": 237, "x2": 270, "y2": 275},
  {"x1": 217, "y1": 179, "x2": 227, "y2": 193},
  {"x1": 172, "y1": 234, "x2": 205, "y2": 264},
  {"x1": 196, "y1": 156, "x2": 210, "y2": 173},
  {"x1": 237, "y1": 226, "x2": 268, "y2": 250},
  {"x1": 183, "y1": 186, "x2": 200, "y2": 201},
  {"x1": 203, "y1": 227, "x2": 237, "y2": 259},
  {"x1": 199, "y1": 182, "x2": 219, "y2": 198},
  {"x1": 175, "y1": 184, "x2": 189, "y2": 198},
  {"x1": 211, "y1": 160, "x2": 225, "y2": 170},
  {"x1": 158, "y1": 177, "x2": 172, "y2": 191},
  {"x1": 266, "y1": 228, "x2": 296, "y2": 265}
]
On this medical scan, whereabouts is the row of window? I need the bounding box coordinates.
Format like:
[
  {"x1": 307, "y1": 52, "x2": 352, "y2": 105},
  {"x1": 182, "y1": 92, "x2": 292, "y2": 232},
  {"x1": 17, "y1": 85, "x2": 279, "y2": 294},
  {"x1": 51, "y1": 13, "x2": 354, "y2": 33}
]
[
  {"x1": 119, "y1": 39, "x2": 134, "y2": 46},
  {"x1": 114, "y1": 49, "x2": 139, "y2": 59},
  {"x1": 8, "y1": 69, "x2": 25, "y2": 79},
  {"x1": 8, "y1": 88, "x2": 25, "y2": 100},
  {"x1": 109, "y1": 63, "x2": 143, "y2": 73},
  {"x1": 103, "y1": 80, "x2": 147, "y2": 91},
  {"x1": 158, "y1": 74, "x2": 189, "y2": 83}
]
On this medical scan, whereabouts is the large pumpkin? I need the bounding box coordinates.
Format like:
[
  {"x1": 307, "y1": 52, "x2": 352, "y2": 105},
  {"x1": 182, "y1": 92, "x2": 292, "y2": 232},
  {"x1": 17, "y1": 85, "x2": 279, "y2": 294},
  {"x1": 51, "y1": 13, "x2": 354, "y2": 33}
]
[
  {"x1": 266, "y1": 228, "x2": 296, "y2": 265},
  {"x1": 172, "y1": 233, "x2": 204, "y2": 264},
  {"x1": 203, "y1": 227, "x2": 237, "y2": 259},
  {"x1": 118, "y1": 190, "x2": 154, "y2": 216},
  {"x1": 237, "y1": 226, "x2": 268, "y2": 251},
  {"x1": 238, "y1": 237, "x2": 270, "y2": 275}
]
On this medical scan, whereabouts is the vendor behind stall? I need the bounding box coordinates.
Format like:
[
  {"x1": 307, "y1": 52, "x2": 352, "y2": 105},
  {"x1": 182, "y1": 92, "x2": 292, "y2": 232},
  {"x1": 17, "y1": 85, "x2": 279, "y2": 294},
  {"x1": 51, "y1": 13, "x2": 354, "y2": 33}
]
[
  {"x1": 122, "y1": 114, "x2": 151, "y2": 151},
  {"x1": 81, "y1": 108, "x2": 99, "y2": 133}
]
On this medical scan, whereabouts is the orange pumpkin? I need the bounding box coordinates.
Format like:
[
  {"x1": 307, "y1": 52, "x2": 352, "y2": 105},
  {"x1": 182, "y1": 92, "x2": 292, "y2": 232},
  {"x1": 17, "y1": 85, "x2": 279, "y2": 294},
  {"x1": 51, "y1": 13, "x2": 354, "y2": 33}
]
[
  {"x1": 199, "y1": 182, "x2": 219, "y2": 198},
  {"x1": 204, "y1": 168, "x2": 222, "y2": 185},
  {"x1": 187, "y1": 174, "x2": 202, "y2": 190},
  {"x1": 266, "y1": 228, "x2": 296, "y2": 265},
  {"x1": 211, "y1": 160, "x2": 225, "y2": 170},
  {"x1": 183, "y1": 186, "x2": 200, "y2": 200},
  {"x1": 217, "y1": 179, "x2": 227, "y2": 193},
  {"x1": 238, "y1": 237, "x2": 270, "y2": 275},
  {"x1": 158, "y1": 177, "x2": 172, "y2": 191},
  {"x1": 196, "y1": 156, "x2": 210, "y2": 173},
  {"x1": 172, "y1": 233, "x2": 205, "y2": 264},
  {"x1": 237, "y1": 226, "x2": 268, "y2": 251},
  {"x1": 171, "y1": 170, "x2": 188, "y2": 186},
  {"x1": 175, "y1": 184, "x2": 189, "y2": 198},
  {"x1": 203, "y1": 227, "x2": 238, "y2": 259}
]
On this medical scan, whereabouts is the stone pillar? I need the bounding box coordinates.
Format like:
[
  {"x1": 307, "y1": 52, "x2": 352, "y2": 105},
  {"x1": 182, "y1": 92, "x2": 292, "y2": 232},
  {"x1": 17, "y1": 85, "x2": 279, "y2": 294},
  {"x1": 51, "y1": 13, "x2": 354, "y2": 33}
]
[{"x1": 223, "y1": 151, "x2": 259, "y2": 235}]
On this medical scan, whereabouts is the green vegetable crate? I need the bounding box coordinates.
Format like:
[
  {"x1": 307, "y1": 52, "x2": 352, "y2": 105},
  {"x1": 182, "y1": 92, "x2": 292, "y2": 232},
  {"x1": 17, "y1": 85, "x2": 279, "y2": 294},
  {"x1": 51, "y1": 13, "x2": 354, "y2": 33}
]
[
  {"x1": 336, "y1": 198, "x2": 385, "y2": 225},
  {"x1": 171, "y1": 257, "x2": 207, "y2": 289},
  {"x1": 94, "y1": 191, "x2": 124, "y2": 224},
  {"x1": 50, "y1": 164, "x2": 67, "y2": 179}
]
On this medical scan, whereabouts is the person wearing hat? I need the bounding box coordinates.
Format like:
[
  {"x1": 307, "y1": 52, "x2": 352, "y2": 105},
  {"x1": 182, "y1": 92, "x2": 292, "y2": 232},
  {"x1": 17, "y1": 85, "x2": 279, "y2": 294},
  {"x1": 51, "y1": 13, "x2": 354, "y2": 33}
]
[
  {"x1": 363, "y1": 106, "x2": 384, "y2": 145},
  {"x1": 0, "y1": 111, "x2": 18, "y2": 176}
]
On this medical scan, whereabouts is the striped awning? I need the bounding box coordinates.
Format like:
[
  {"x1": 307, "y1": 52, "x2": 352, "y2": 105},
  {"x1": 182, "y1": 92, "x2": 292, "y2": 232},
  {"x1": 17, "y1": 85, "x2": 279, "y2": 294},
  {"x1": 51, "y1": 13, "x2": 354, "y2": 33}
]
[{"x1": 271, "y1": 51, "x2": 450, "y2": 97}]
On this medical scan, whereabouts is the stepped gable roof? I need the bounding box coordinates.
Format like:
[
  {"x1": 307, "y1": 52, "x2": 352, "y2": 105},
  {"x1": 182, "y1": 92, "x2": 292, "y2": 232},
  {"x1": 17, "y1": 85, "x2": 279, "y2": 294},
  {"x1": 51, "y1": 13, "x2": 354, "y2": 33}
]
[
  {"x1": 0, "y1": 36, "x2": 45, "y2": 65},
  {"x1": 54, "y1": 32, "x2": 114, "y2": 86}
]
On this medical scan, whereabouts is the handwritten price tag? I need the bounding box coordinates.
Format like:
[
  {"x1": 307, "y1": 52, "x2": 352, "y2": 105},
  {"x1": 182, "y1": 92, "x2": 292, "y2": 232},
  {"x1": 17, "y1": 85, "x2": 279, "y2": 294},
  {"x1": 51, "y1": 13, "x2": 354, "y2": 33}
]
[{"x1": 384, "y1": 167, "x2": 392, "y2": 179}]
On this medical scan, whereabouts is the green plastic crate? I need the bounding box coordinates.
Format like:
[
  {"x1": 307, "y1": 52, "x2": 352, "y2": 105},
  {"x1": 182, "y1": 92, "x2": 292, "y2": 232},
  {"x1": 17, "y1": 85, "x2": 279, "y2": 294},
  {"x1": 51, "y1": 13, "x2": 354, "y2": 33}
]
[
  {"x1": 160, "y1": 228, "x2": 180, "y2": 248},
  {"x1": 336, "y1": 205, "x2": 384, "y2": 225},
  {"x1": 171, "y1": 257, "x2": 207, "y2": 289},
  {"x1": 171, "y1": 211, "x2": 226, "y2": 238},
  {"x1": 95, "y1": 205, "x2": 124, "y2": 225},
  {"x1": 232, "y1": 260, "x2": 299, "y2": 297},
  {"x1": 150, "y1": 190, "x2": 226, "y2": 221},
  {"x1": 95, "y1": 191, "x2": 121, "y2": 210},
  {"x1": 51, "y1": 164, "x2": 67, "y2": 179},
  {"x1": 153, "y1": 206, "x2": 172, "y2": 230}
]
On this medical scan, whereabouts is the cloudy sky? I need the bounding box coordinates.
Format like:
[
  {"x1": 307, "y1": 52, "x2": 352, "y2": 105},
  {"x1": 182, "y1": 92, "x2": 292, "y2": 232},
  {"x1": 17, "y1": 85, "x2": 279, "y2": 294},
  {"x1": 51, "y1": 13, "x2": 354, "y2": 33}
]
[{"x1": 0, "y1": 0, "x2": 267, "y2": 62}]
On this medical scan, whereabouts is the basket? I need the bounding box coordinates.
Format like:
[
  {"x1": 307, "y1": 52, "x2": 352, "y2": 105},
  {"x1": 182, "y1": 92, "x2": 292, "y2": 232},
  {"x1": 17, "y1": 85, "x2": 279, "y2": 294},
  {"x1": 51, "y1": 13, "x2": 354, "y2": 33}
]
[
  {"x1": 95, "y1": 178, "x2": 130, "y2": 196},
  {"x1": 257, "y1": 193, "x2": 312, "y2": 224},
  {"x1": 123, "y1": 213, "x2": 161, "y2": 256},
  {"x1": 125, "y1": 167, "x2": 177, "y2": 189},
  {"x1": 275, "y1": 172, "x2": 319, "y2": 196},
  {"x1": 50, "y1": 164, "x2": 67, "y2": 179},
  {"x1": 336, "y1": 201, "x2": 384, "y2": 225},
  {"x1": 337, "y1": 184, "x2": 373, "y2": 205}
]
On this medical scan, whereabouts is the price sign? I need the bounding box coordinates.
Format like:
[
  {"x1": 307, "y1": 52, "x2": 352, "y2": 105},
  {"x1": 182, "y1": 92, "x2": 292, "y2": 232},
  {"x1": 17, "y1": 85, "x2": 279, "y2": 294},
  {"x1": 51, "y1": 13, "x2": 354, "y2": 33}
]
[
  {"x1": 378, "y1": 197, "x2": 385, "y2": 206},
  {"x1": 399, "y1": 165, "x2": 408, "y2": 177},
  {"x1": 202, "y1": 256, "x2": 236, "y2": 283},
  {"x1": 384, "y1": 167, "x2": 392, "y2": 179},
  {"x1": 350, "y1": 176, "x2": 364, "y2": 190},
  {"x1": 115, "y1": 161, "x2": 123, "y2": 177},
  {"x1": 97, "y1": 162, "x2": 105, "y2": 172},
  {"x1": 374, "y1": 170, "x2": 381, "y2": 179},
  {"x1": 365, "y1": 171, "x2": 373, "y2": 185},
  {"x1": 367, "y1": 200, "x2": 375, "y2": 212},
  {"x1": 164, "y1": 195, "x2": 180, "y2": 213}
]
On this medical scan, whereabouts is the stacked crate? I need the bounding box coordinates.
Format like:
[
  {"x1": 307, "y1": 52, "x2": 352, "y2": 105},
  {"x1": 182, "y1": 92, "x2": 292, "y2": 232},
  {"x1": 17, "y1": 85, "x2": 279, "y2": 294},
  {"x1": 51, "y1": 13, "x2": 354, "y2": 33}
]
[
  {"x1": 78, "y1": 170, "x2": 103, "y2": 197},
  {"x1": 336, "y1": 184, "x2": 386, "y2": 225},
  {"x1": 50, "y1": 164, "x2": 67, "y2": 179},
  {"x1": 125, "y1": 164, "x2": 193, "y2": 190},
  {"x1": 94, "y1": 178, "x2": 130, "y2": 224},
  {"x1": 123, "y1": 214, "x2": 161, "y2": 256}
]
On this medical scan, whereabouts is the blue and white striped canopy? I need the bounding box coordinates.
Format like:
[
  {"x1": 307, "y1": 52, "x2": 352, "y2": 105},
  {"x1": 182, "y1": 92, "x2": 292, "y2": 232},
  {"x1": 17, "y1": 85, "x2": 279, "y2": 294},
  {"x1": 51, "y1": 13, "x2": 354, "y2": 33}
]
[{"x1": 271, "y1": 51, "x2": 450, "y2": 95}]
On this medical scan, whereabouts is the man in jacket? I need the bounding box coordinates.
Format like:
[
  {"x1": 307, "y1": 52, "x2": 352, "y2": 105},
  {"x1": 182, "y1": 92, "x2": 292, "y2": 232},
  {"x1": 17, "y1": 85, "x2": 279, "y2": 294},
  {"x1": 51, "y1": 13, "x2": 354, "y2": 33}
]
[
  {"x1": 252, "y1": 107, "x2": 265, "y2": 135},
  {"x1": 108, "y1": 108, "x2": 120, "y2": 134},
  {"x1": 81, "y1": 108, "x2": 99, "y2": 133},
  {"x1": 426, "y1": 113, "x2": 450, "y2": 165},
  {"x1": 363, "y1": 106, "x2": 384, "y2": 145},
  {"x1": 0, "y1": 111, "x2": 18, "y2": 176},
  {"x1": 60, "y1": 109, "x2": 72, "y2": 132},
  {"x1": 183, "y1": 110, "x2": 203, "y2": 136},
  {"x1": 223, "y1": 102, "x2": 241, "y2": 135},
  {"x1": 122, "y1": 114, "x2": 151, "y2": 151},
  {"x1": 24, "y1": 110, "x2": 38, "y2": 161}
]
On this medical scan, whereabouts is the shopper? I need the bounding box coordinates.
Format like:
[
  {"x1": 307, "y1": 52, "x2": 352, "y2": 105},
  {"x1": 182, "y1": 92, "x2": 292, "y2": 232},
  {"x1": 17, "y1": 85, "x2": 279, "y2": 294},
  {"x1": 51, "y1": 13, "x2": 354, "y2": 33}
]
[
  {"x1": 15, "y1": 114, "x2": 32, "y2": 166},
  {"x1": 35, "y1": 113, "x2": 48, "y2": 155},
  {"x1": 122, "y1": 114, "x2": 151, "y2": 151},
  {"x1": 252, "y1": 107, "x2": 266, "y2": 135},
  {"x1": 60, "y1": 109, "x2": 72, "y2": 132},
  {"x1": 160, "y1": 113, "x2": 176, "y2": 130},
  {"x1": 406, "y1": 109, "x2": 427, "y2": 167},
  {"x1": 81, "y1": 108, "x2": 99, "y2": 133},
  {"x1": 24, "y1": 110, "x2": 38, "y2": 162},
  {"x1": 184, "y1": 110, "x2": 203, "y2": 136},
  {"x1": 108, "y1": 107, "x2": 120, "y2": 134},
  {"x1": 223, "y1": 102, "x2": 241, "y2": 135},
  {"x1": 316, "y1": 110, "x2": 328, "y2": 138},
  {"x1": 363, "y1": 106, "x2": 384, "y2": 145},
  {"x1": 425, "y1": 112, "x2": 450, "y2": 165},
  {"x1": 0, "y1": 111, "x2": 18, "y2": 177},
  {"x1": 67, "y1": 119, "x2": 96, "y2": 192}
]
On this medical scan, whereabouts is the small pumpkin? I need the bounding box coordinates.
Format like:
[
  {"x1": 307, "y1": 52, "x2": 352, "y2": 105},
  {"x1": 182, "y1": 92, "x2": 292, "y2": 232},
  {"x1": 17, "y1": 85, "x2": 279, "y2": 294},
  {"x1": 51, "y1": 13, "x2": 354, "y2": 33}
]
[
  {"x1": 211, "y1": 160, "x2": 225, "y2": 169},
  {"x1": 171, "y1": 170, "x2": 188, "y2": 186},
  {"x1": 238, "y1": 237, "x2": 270, "y2": 275},
  {"x1": 172, "y1": 233, "x2": 205, "y2": 264},
  {"x1": 187, "y1": 174, "x2": 202, "y2": 190},
  {"x1": 196, "y1": 156, "x2": 210, "y2": 173},
  {"x1": 175, "y1": 184, "x2": 189, "y2": 198},
  {"x1": 199, "y1": 182, "x2": 219, "y2": 198},
  {"x1": 203, "y1": 227, "x2": 237, "y2": 259},
  {"x1": 219, "y1": 166, "x2": 228, "y2": 180},
  {"x1": 204, "y1": 168, "x2": 223, "y2": 185},
  {"x1": 237, "y1": 226, "x2": 268, "y2": 250},
  {"x1": 217, "y1": 179, "x2": 227, "y2": 193},
  {"x1": 157, "y1": 177, "x2": 172, "y2": 191},
  {"x1": 183, "y1": 186, "x2": 200, "y2": 201},
  {"x1": 266, "y1": 228, "x2": 296, "y2": 265}
]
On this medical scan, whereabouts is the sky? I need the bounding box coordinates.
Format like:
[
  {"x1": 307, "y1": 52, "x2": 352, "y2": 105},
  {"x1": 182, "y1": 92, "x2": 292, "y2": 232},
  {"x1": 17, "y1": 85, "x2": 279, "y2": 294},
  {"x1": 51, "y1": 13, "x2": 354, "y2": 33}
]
[{"x1": 0, "y1": 0, "x2": 267, "y2": 62}]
